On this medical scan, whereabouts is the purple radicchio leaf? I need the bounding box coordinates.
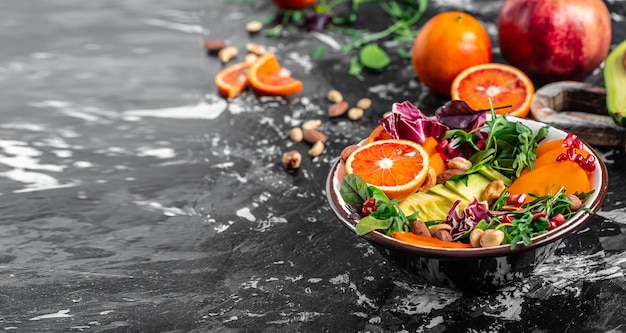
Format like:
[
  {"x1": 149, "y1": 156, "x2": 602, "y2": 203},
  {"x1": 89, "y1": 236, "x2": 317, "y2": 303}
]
[
  {"x1": 444, "y1": 198, "x2": 492, "y2": 238},
  {"x1": 379, "y1": 101, "x2": 449, "y2": 144},
  {"x1": 305, "y1": 13, "x2": 333, "y2": 32},
  {"x1": 435, "y1": 100, "x2": 487, "y2": 132}
]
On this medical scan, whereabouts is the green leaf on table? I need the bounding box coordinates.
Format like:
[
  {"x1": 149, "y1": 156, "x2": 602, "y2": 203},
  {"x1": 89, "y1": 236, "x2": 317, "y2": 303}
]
[
  {"x1": 311, "y1": 45, "x2": 325, "y2": 60},
  {"x1": 349, "y1": 56, "x2": 364, "y2": 80},
  {"x1": 359, "y1": 44, "x2": 390, "y2": 70},
  {"x1": 339, "y1": 174, "x2": 369, "y2": 209}
]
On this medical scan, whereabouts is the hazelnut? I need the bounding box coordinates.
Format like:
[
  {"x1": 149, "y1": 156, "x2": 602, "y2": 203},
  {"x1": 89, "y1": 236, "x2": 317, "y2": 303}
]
[{"x1": 282, "y1": 150, "x2": 302, "y2": 169}]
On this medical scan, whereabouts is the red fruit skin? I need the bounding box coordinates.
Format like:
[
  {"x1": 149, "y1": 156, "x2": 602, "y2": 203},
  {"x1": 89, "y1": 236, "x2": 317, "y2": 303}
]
[{"x1": 497, "y1": 0, "x2": 611, "y2": 84}]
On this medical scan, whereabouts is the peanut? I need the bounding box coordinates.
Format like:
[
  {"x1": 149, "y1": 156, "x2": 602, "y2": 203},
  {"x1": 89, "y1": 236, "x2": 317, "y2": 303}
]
[
  {"x1": 480, "y1": 229, "x2": 505, "y2": 247},
  {"x1": 301, "y1": 119, "x2": 321, "y2": 131},
  {"x1": 245, "y1": 20, "x2": 263, "y2": 33},
  {"x1": 348, "y1": 107, "x2": 364, "y2": 120},
  {"x1": 290, "y1": 127, "x2": 303, "y2": 142},
  {"x1": 469, "y1": 228, "x2": 484, "y2": 248},
  {"x1": 447, "y1": 156, "x2": 472, "y2": 171},
  {"x1": 308, "y1": 141, "x2": 325, "y2": 157},
  {"x1": 356, "y1": 98, "x2": 372, "y2": 110},
  {"x1": 482, "y1": 180, "x2": 506, "y2": 205},
  {"x1": 327, "y1": 89, "x2": 343, "y2": 103}
]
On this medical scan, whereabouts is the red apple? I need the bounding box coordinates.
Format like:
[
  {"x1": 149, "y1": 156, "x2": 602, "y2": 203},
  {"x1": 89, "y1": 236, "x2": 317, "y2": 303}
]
[{"x1": 497, "y1": 0, "x2": 611, "y2": 84}]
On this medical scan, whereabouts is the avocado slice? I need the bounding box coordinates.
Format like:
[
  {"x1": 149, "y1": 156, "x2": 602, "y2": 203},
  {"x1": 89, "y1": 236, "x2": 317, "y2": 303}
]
[
  {"x1": 398, "y1": 189, "x2": 454, "y2": 222},
  {"x1": 477, "y1": 165, "x2": 512, "y2": 185}
]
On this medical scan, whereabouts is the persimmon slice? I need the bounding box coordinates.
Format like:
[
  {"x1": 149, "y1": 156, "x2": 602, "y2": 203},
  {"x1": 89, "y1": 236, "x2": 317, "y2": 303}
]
[
  {"x1": 345, "y1": 139, "x2": 429, "y2": 201},
  {"x1": 248, "y1": 52, "x2": 303, "y2": 96},
  {"x1": 451, "y1": 63, "x2": 534, "y2": 118}
]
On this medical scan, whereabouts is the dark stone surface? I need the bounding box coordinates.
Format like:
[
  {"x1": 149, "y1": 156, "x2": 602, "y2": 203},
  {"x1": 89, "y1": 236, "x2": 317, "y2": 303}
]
[{"x1": 0, "y1": 0, "x2": 625, "y2": 332}]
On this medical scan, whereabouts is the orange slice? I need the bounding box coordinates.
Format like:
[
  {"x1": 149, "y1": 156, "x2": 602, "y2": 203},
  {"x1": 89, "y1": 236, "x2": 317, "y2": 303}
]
[
  {"x1": 214, "y1": 62, "x2": 250, "y2": 98},
  {"x1": 451, "y1": 63, "x2": 534, "y2": 118},
  {"x1": 345, "y1": 139, "x2": 430, "y2": 201},
  {"x1": 248, "y1": 52, "x2": 303, "y2": 96}
]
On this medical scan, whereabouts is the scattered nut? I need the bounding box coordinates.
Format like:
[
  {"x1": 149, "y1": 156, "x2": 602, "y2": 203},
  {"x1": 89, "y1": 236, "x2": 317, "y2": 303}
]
[
  {"x1": 348, "y1": 107, "x2": 364, "y2": 120},
  {"x1": 246, "y1": 42, "x2": 266, "y2": 56},
  {"x1": 308, "y1": 141, "x2": 325, "y2": 157},
  {"x1": 205, "y1": 39, "x2": 225, "y2": 53},
  {"x1": 382, "y1": 111, "x2": 392, "y2": 118},
  {"x1": 419, "y1": 167, "x2": 437, "y2": 192},
  {"x1": 245, "y1": 53, "x2": 258, "y2": 64},
  {"x1": 567, "y1": 194, "x2": 583, "y2": 211},
  {"x1": 245, "y1": 20, "x2": 263, "y2": 33},
  {"x1": 218, "y1": 46, "x2": 238, "y2": 63},
  {"x1": 447, "y1": 156, "x2": 472, "y2": 171},
  {"x1": 328, "y1": 101, "x2": 348, "y2": 117},
  {"x1": 432, "y1": 229, "x2": 453, "y2": 242},
  {"x1": 410, "y1": 220, "x2": 431, "y2": 237},
  {"x1": 428, "y1": 223, "x2": 452, "y2": 236},
  {"x1": 356, "y1": 98, "x2": 372, "y2": 110},
  {"x1": 282, "y1": 150, "x2": 302, "y2": 169},
  {"x1": 301, "y1": 119, "x2": 322, "y2": 131},
  {"x1": 327, "y1": 89, "x2": 343, "y2": 103},
  {"x1": 290, "y1": 127, "x2": 303, "y2": 142},
  {"x1": 302, "y1": 129, "x2": 326, "y2": 144},
  {"x1": 340, "y1": 145, "x2": 359, "y2": 162},
  {"x1": 469, "y1": 228, "x2": 484, "y2": 248},
  {"x1": 436, "y1": 168, "x2": 465, "y2": 184},
  {"x1": 482, "y1": 180, "x2": 506, "y2": 205},
  {"x1": 480, "y1": 229, "x2": 505, "y2": 247}
]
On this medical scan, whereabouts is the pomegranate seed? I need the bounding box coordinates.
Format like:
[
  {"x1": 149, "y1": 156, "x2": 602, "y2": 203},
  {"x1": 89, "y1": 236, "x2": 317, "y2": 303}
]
[
  {"x1": 556, "y1": 153, "x2": 568, "y2": 162},
  {"x1": 507, "y1": 193, "x2": 527, "y2": 207},
  {"x1": 476, "y1": 139, "x2": 486, "y2": 150},
  {"x1": 548, "y1": 214, "x2": 565, "y2": 230},
  {"x1": 566, "y1": 147, "x2": 576, "y2": 160},
  {"x1": 500, "y1": 215, "x2": 513, "y2": 224},
  {"x1": 563, "y1": 133, "x2": 582, "y2": 149}
]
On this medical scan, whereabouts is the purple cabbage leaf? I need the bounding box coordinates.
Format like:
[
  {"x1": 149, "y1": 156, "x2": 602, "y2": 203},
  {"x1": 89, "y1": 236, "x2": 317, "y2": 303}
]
[
  {"x1": 444, "y1": 198, "x2": 492, "y2": 238},
  {"x1": 379, "y1": 101, "x2": 449, "y2": 144}
]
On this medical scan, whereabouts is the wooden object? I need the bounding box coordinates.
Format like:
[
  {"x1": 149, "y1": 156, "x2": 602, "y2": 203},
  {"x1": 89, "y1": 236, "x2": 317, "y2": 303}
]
[{"x1": 530, "y1": 80, "x2": 625, "y2": 149}]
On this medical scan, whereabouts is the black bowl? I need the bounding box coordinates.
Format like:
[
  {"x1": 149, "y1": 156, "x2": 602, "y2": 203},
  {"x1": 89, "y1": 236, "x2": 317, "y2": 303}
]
[{"x1": 326, "y1": 117, "x2": 609, "y2": 291}]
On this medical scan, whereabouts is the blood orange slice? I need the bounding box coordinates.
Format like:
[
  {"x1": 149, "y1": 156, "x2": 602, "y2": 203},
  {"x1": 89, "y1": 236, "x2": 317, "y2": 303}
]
[
  {"x1": 248, "y1": 52, "x2": 303, "y2": 96},
  {"x1": 214, "y1": 62, "x2": 250, "y2": 98},
  {"x1": 451, "y1": 63, "x2": 534, "y2": 117},
  {"x1": 345, "y1": 139, "x2": 430, "y2": 201}
]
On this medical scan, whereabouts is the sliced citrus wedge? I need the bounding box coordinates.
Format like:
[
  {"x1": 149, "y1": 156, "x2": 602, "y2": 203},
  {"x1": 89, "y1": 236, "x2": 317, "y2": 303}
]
[
  {"x1": 345, "y1": 139, "x2": 429, "y2": 201},
  {"x1": 451, "y1": 63, "x2": 534, "y2": 117},
  {"x1": 248, "y1": 52, "x2": 303, "y2": 96},
  {"x1": 214, "y1": 62, "x2": 251, "y2": 99}
]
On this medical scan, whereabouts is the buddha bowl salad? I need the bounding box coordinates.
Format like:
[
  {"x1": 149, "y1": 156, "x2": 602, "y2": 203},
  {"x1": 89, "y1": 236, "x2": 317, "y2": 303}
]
[{"x1": 339, "y1": 100, "x2": 596, "y2": 249}]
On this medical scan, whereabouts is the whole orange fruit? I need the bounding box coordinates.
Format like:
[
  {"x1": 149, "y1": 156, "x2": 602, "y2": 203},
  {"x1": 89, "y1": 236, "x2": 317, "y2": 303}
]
[
  {"x1": 412, "y1": 11, "x2": 492, "y2": 96},
  {"x1": 271, "y1": 0, "x2": 317, "y2": 10}
]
